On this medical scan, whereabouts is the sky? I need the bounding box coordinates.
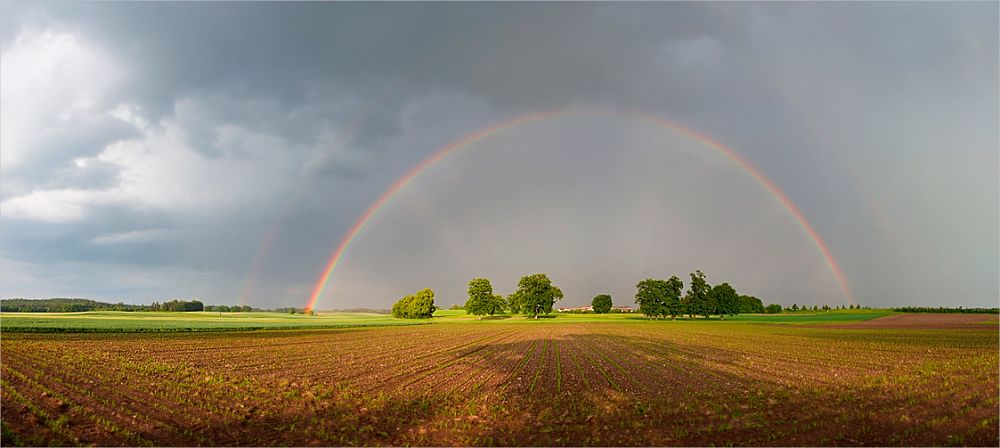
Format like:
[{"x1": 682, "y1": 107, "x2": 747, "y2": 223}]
[{"x1": 1, "y1": 2, "x2": 997, "y2": 309}]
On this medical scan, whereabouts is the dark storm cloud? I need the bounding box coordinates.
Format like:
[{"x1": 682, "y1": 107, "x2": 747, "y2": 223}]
[{"x1": 1, "y1": 2, "x2": 996, "y2": 307}]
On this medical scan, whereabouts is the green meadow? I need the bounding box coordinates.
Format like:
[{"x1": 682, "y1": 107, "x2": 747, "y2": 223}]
[
  {"x1": 0, "y1": 308, "x2": 891, "y2": 332},
  {"x1": 0, "y1": 311, "x2": 416, "y2": 332}
]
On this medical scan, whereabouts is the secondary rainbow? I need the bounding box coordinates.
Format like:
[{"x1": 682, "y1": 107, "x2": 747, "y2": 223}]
[{"x1": 305, "y1": 108, "x2": 854, "y2": 311}]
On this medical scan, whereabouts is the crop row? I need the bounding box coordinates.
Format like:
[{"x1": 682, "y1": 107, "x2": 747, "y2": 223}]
[{"x1": 2, "y1": 322, "x2": 997, "y2": 446}]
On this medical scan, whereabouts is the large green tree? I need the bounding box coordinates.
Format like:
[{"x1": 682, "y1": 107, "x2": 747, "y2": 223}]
[
  {"x1": 688, "y1": 270, "x2": 711, "y2": 319},
  {"x1": 710, "y1": 282, "x2": 740, "y2": 319},
  {"x1": 392, "y1": 288, "x2": 437, "y2": 319},
  {"x1": 507, "y1": 294, "x2": 522, "y2": 315},
  {"x1": 509, "y1": 273, "x2": 563, "y2": 319},
  {"x1": 391, "y1": 295, "x2": 413, "y2": 318},
  {"x1": 681, "y1": 292, "x2": 693, "y2": 318},
  {"x1": 409, "y1": 289, "x2": 436, "y2": 318},
  {"x1": 591, "y1": 294, "x2": 613, "y2": 314},
  {"x1": 466, "y1": 278, "x2": 505, "y2": 318},
  {"x1": 635, "y1": 279, "x2": 668, "y2": 319},
  {"x1": 487, "y1": 294, "x2": 506, "y2": 316},
  {"x1": 664, "y1": 276, "x2": 684, "y2": 319}
]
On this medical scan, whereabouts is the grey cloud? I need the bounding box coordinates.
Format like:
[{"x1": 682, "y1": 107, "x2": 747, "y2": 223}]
[{"x1": 1, "y1": 2, "x2": 995, "y2": 308}]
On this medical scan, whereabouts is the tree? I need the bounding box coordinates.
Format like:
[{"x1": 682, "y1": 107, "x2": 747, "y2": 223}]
[
  {"x1": 591, "y1": 294, "x2": 613, "y2": 314},
  {"x1": 409, "y1": 289, "x2": 436, "y2": 318},
  {"x1": 739, "y1": 295, "x2": 765, "y2": 313},
  {"x1": 791, "y1": 304, "x2": 798, "y2": 311},
  {"x1": 688, "y1": 270, "x2": 711, "y2": 318},
  {"x1": 710, "y1": 283, "x2": 740, "y2": 319},
  {"x1": 681, "y1": 292, "x2": 693, "y2": 318},
  {"x1": 507, "y1": 294, "x2": 522, "y2": 315},
  {"x1": 508, "y1": 273, "x2": 563, "y2": 319},
  {"x1": 635, "y1": 279, "x2": 668, "y2": 319},
  {"x1": 486, "y1": 294, "x2": 506, "y2": 316},
  {"x1": 391, "y1": 295, "x2": 413, "y2": 318},
  {"x1": 664, "y1": 276, "x2": 684, "y2": 319},
  {"x1": 765, "y1": 304, "x2": 783, "y2": 314},
  {"x1": 466, "y1": 278, "x2": 498, "y2": 319},
  {"x1": 392, "y1": 288, "x2": 437, "y2": 319}
]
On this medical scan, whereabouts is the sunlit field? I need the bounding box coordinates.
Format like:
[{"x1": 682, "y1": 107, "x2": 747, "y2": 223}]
[
  {"x1": 2, "y1": 312, "x2": 996, "y2": 446},
  {"x1": 0, "y1": 311, "x2": 413, "y2": 332},
  {"x1": 0, "y1": 308, "x2": 892, "y2": 332}
]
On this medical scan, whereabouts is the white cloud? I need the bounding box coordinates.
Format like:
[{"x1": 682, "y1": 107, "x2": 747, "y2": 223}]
[
  {"x1": 89, "y1": 228, "x2": 177, "y2": 245},
  {"x1": 2, "y1": 95, "x2": 308, "y2": 222},
  {"x1": 1, "y1": 188, "x2": 120, "y2": 222},
  {"x1": 0, "y1": 29, "x2": 125, "y2": 172},
  {"x1": 108, "y1": 104, "x2": 149, "y2": 131},
  {"x1": 95, "y1": 108, "x2": 299, "y2": 213}
]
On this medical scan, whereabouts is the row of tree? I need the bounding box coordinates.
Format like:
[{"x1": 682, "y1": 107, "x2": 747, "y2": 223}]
[
  {"x1": 787, "y1": 304, "x2": 869, "y2": 311},
  {"x1": 892, "y1": 306, "x2": 999, "y2": 314},
  {"x1": 148, "y1": 300, "x2": 204, "y2": 312},
  {"x1": 462, "y1": 271, "x2": 774, "y2": 320},
  {"x1": 0, "y1": 298, "x2": 209, "y2": 312},
  {"x1": 0, "y1": 298, "x2": 117, "y2": 312},
  {"x1": 465, "y1": 274, "x2": 564, "y2": 319},
  {"x1": 205, "y1": 305, "x2": 254, "y2": 313},
  {"x1": 633, "y1": 270, "x2": 751, "y2": 319},
  {"x1": 0, "y1": 298, "x2": 294, "y2": 313}
]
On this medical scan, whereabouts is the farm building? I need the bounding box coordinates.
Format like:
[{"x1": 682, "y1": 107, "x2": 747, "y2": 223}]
[{"x1": 558, "y1": 306, "x2": 593, "y2": 312}]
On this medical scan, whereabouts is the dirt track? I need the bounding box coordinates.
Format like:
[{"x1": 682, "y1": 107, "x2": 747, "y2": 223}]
[{"x1": 821, "y1": 313, "x2": 999, "y2": 330}]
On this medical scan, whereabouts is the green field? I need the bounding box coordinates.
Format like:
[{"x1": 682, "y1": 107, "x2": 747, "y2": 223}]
[
  {"x1": 0, "y1": 308, "x2": 894, "y2": 332},
  {"x1": 0, "y1": 311, "x2": 421, "y2": 332}
]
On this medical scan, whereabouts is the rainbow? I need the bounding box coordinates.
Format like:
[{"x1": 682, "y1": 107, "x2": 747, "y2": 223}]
[
  {"x1": 237, "y1": 223, "x2": 280, "y2": 306},
  {"x1": 305, "y1": 109, "x2": 854, "y2": 310}
]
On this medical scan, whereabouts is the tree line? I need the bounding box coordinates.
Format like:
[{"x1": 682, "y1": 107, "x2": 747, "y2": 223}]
[
  {"x1": 787, "y1": 304, "x2": 870, "y2": 312},
  {"x1": 892, "y1": 306, "x2": 999, "y2": 314},
  {"x1": 393, "y1": 273, "x2": 565, "y2": 320},
  {"x1": 632, "y1": 270, "x2": 766, "y2": 319},
  {"x1": 205, "y1": 305, "x2": 255, "y2": 313},
  {"x1": 1, "y1": 298, "x2": 120, "y2": 312},
  {"x1": 0, "y1": 298, "x2": 209, "y2": 312},
  {"x1": 466, "y1": 274, "x2": 563, "y2": 319},
  {"x1": 397, "y1": 271, "x2": 783, "y2": 321},
  {"x1": 3, "y1": 298, "x2": 262, "y2": 313},
  {"x1": 396, "y1": 271, "x2": 899, "y2": 321}
]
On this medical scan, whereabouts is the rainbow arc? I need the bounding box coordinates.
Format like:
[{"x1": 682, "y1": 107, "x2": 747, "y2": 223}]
[{"x1": 305, "y1": 109, "x2": 854, "y2": 311}]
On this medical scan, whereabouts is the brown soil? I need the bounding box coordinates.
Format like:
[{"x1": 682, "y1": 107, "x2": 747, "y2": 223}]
[
  {"x1": 821, "y1": 313, "x2": 999, "y2": 329},
  {"x1": 1, "y1": 322, "x2": 997, "y2": 446}
]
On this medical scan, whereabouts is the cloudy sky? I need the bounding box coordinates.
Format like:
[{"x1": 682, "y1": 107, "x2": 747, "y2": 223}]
[{"x1": 1, "y1": 2, "x2": 996, "y2": 309}]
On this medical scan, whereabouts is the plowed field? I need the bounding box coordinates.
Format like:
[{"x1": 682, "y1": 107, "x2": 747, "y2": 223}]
[{"x1": 2, "y1": 321, "x2": 997, "y2": 446}]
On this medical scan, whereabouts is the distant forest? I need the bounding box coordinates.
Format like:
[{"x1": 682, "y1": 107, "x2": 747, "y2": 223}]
[
  {"x1": 1, "y1": 298, "x2": 255, "y2": 313},
  {"x1": 1, "y1": 298, "x2": 211, "y2": 312},
  {"x1": 891, "y1": 306, "x2": 999, "y2": 314},
  {"x1": 0, "y1": 298, "x2": 390, "y2": 314}
]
